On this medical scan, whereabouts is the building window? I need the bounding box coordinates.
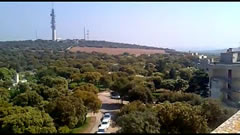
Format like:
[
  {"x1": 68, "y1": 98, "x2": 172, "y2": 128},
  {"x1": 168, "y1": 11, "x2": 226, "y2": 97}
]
[
  {"x1": 228, "y1": 69, "x2": 232, "y2": 79},
  {"x1": 227, "y1": 94, "x2": 231, "y2": 100},
  {"x1": 228, "y1": 83, "x2": 231, "y2": 89}
]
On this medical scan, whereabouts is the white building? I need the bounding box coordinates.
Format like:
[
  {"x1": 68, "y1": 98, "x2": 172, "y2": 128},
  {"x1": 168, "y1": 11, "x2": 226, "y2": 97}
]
[
  {"x1": 190, "y1": 52, "x2": 210, "y2": 72},
  {"x1": 12, "y1": 73, "x2": 27, "y2": 87}
]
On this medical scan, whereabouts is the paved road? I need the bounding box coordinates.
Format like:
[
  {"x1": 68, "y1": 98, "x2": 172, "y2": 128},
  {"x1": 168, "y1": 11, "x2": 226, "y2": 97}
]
[{"x1": 89, "y1": 91, "x2": 128, "y2": 133}]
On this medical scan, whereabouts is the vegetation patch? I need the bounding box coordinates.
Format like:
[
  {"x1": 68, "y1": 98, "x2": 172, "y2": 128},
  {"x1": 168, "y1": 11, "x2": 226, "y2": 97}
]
[{"x1": 71, "y1": 117, "x2": 96, "y2": 133}]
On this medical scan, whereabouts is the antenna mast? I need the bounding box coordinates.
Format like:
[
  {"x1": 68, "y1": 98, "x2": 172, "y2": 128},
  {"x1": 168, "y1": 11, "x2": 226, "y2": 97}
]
[{"x1": 50, "y1": 2, "x2": 57, "y2": 41}]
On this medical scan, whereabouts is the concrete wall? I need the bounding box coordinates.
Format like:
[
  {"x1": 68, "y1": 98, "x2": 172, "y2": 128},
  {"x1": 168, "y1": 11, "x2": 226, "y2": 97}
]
[
  {"x1": 229, "y1": 91, "x2": 240, "y2": 103},
  {"x1": 220, "y1": 53, "x2": 232, "y2": 64},
  {"x1": 230, "y1": 67, "x2": 240, "y2": 92},
  {"x1": 210, "y1": 79, "x2": 225, "y2": 99},
  {"x1": 220, "y1": 52, "x2": 238, "y2": 64},
  {"x1": 197, "y1": 58, "x2": 210, "y2": 71},
  {"x1": 209, "y1": 64, "x2": 240, "y2": 105},
  {"x1": 209, "y1": 68, "x2": 227, "y2": 80}
]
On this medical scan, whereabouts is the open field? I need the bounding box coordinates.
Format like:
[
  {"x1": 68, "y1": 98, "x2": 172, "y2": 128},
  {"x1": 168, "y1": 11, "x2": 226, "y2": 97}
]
[{"x1": 69, "y1": 47, "x2": 166, "y2": 56}]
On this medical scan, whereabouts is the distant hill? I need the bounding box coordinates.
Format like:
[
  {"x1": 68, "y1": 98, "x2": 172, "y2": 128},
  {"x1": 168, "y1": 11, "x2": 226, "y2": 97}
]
[
  {"x1": 0, "y1": 39, "x2": 176, "y2": 54},
  {"x1": 196, "y1": 49, "x2": 225, "y2": 56},
  {"x1": 62, "y1": 39, "x2": 176, "y2": 53},
  {"x1": 196, "y1": 47, "x2": 240, "y2": 56},
  {"x1": 69, "y1": 46, "x2": 166, "y2": 56}
]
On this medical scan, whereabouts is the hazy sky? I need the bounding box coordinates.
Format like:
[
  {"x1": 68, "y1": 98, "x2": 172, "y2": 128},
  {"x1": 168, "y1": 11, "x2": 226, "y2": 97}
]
[{"x1": 1, "y1": 2, "x2": 240, "y2": 51}]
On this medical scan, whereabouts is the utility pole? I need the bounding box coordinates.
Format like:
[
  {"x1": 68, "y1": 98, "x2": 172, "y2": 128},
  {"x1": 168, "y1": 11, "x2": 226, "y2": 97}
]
[
  {"x1": 35, "y1": 30, "x2": 38, "y2": 40},
  {"x1": 84, "y1": 27, "x2": 86, "y2": 40},
  {"x1": 86, "y1": 29, "x2": 89, "y2": 40}
]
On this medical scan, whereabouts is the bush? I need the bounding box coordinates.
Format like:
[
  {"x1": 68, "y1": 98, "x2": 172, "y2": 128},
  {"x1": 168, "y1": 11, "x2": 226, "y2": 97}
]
[
  {"x1": 58, "y1": 126, "x2": 70, "y2": 133},
  {"x1": 200, "y1": 98, "x2": 237, "y2": 129},
  {"x1": 155, "y1": 91, "x2": 202, "y2": 106},
  {"x1": 128, "y1": 85, "x2": 153, "y2": 103},
  {"x1": 73, "y1": 83, "x2": 98, "y2": 94},
  {"x1": 118, "y1": 100, "x2": 148, "y2": 116}
]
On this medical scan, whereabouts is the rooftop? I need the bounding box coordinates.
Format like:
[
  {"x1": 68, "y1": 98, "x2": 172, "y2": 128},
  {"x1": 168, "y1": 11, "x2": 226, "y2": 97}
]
[{"x1": 212, "y1": 110, "x2": 240, "y2": 133}]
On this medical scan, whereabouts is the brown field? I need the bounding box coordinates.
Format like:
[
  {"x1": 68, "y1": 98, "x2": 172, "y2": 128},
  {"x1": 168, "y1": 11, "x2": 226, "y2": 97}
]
[{"x1": 69, "y1": 47, "x2": 166, "y2": 56}]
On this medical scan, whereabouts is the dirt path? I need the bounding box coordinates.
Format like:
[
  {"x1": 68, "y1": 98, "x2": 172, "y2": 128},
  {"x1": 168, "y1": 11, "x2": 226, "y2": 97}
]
[{"x1": 89, "y1": 91, "x2": 128, "y2": 133}]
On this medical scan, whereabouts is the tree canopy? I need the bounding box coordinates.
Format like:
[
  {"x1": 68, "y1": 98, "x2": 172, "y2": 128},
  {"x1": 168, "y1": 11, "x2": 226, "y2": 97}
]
[{"x1": 0, "y1": 106, "x2": 57, "y2": 133}]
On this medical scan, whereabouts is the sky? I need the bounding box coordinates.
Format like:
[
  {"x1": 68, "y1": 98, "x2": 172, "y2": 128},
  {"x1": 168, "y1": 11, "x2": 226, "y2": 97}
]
[{"x1": 1, "y1": 2, "x2": 240, "y2": 51}]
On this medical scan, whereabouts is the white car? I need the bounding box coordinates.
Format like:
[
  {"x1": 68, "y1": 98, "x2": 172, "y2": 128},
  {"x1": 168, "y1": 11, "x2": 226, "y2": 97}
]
[
  {"x1": 100, "y1": 120, "x2": 110, "y2": 129},
  {"x1": 102, "y1": 113, "x2": 111, "y2": 122},
  {"x1": 104, "y1": 112, "x2": 111, "y2": 115},
  {"x1": 97, "y1": 126, "x2": 105, "y2": 134}
]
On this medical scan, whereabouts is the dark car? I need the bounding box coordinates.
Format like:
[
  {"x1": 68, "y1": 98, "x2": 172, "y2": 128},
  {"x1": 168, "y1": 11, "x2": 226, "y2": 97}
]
[{"x1": 110, "y1": 92, "x2": 120, "y2": 99}]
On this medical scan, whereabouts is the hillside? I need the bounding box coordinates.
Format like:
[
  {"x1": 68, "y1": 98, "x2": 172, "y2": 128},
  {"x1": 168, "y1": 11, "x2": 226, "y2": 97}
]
[
  {"x1": 69, "y1": 47, "x2": 166, "y2": 56},
  {"x1": 0, "y1": 39, "x2": 176, "y2": 53}
]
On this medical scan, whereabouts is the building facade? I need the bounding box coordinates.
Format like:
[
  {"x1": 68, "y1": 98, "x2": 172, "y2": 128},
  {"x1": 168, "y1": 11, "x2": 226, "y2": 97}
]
[{"x1": 209, "y1": 48, "x2": 240, "y2": 107}]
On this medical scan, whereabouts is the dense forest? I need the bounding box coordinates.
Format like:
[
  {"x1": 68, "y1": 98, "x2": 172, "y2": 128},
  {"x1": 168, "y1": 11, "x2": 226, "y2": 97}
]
[{"x1": 0, "y1": 40, "x2": 236, "y2": 133}]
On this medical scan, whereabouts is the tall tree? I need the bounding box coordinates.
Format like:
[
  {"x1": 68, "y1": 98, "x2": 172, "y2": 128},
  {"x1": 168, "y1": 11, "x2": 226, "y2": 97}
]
[
  {"x1": 128, "y1": 84, "x2": 153, "y2": 103},
  {"x1": 111, "y1": 77, "x2": 129, "y2": 103},
  {"x1": 99, "y1": 75, "x2": 112, "y2": 88},
  {"x1": 0, "y1": 87, "x2": 10, "y2": 102},
  {"x1": 117, "y1": 111, "x2": 161, "y2": 133},
  {"x1": 45, "y1": 95, "x2": 87, "y2": 129},
  {"x1": 186, "y1": 69, "x2": 209, "y2": 97},
  {"x1": 73, "y1": 83, "x2": 99, "y2": 94},
  {"x1": 12, "y1": 90, "x2": 43, "y2": 107},
  {"x1": 154, "y1": 102, "x2": 210, "y2": 133},
  {"x1": 0, "y1": 68, "x2": 15, "y2": 81},
  {"x1": 0, "y1": 106, "x2": 57, "y2": 133},
  {"x1": 174, "y1": 79, "x2": 189, "y2": 91},
  {"x1": 169, "y1": 68, "x2": 176, "y2": 79},
  {"x1": 82, "y1": 72, "x2": 102, "y2": 85},
  {"x1": 150, "y1": 76, "x2": 162, "y2": 89},
  {"x1": 179, "y1": 68, "x2": 193, "y2": 81},
  {"x1": 72, "y1": 90, "x2": 102, "y2": 113},
  {"x1": 155, "y1": 59, "x2": 166, "y2": 73}
]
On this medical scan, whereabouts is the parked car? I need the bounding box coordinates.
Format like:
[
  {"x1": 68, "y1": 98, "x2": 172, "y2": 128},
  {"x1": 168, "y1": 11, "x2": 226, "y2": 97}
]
[
  {"x1": 97, "y1": 126, "x2": 105, "y2": 134},
  {"x1": 100, "y1": 120, "x2": 110, "y2": 129},
  {"x1": 111, "y1": 92, "x2": 120, "y2": 99},
  {"x1": 102, "y1": 113, "x2": 111, "y2": 122}
]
